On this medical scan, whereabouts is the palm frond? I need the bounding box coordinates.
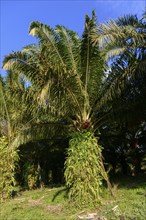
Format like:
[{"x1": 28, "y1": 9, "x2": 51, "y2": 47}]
[
  {"x1": 91, "y1": 19, "x2": 145, "y2": 61},
  {"x1": 94, "y1": 57, "x2": 139, "y2": 114},
  {"x1": 116, "y1": 15, "x2": 139, "y2": 27},
  {"x1": 29, "y1": 21, "x2": 65, "y2": 66},
  {"x1": 10, "y1": 121, "x2": 70, "y2": 149},
  {"x1": 81, "y1": 11, "x2": 104, "y2": 114}
]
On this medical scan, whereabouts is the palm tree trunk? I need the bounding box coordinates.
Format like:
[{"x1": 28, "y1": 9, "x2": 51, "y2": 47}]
[{"x1": 64, "y1": 130, "x2": 107, "y2": 206}]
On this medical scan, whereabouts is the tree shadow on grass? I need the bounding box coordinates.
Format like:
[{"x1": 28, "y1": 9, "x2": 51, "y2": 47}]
[{"x1": 52, "y1": 187, "x2": 69, "y2": 202}]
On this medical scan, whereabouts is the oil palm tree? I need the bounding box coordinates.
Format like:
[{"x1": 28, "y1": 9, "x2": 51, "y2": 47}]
[
  {"x1": 91, "y1": 13, "x2": 146, "y2": 112},
  {"x1": 2, "y1": 11, "x2": 115, "y2": 205},
  {"x1": 0, "y1": 72, "x2": 28, "y2": 197},
  {"x1": 92, "y1": 13, "x2": 145, "y2": 60}
]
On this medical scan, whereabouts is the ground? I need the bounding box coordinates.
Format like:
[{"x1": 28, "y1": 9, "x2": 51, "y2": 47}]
[{"x1": 0, "y1": 176, "x2": 146, "y2": 220}]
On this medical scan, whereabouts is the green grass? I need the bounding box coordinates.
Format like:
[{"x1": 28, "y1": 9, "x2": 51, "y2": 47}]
[{"x1": 0, "y1": 176, "x2": 146, "y2": 220}]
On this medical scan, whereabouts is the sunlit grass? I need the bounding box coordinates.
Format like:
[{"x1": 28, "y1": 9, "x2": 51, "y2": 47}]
[{"x1": 0, "y1": 176, "x2": 146, "y2": 220}]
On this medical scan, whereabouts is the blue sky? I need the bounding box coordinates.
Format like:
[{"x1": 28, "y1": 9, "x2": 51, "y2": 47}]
[{"x1": 0, "y1": 0, "x2": 145, "y2": 75}]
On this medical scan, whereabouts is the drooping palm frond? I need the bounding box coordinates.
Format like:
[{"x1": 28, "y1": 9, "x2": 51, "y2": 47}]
[
  {"x1": 116, "y1": 14, "x2": 139, "y2": 27},
  {"x1": 91, "y1": 18, "x2": 145, "y2": 61},
  {"x1": 3, "y1": 55, "x2": 38, "y2": 114},
  {"x1": 29, "y1": 21, "x2": 65, "y2": 66},
  {"x1": 92, "y1": 55, "x2": 138, "y2": 120},
  {"x1": 3, "y1": 38, "x2": 78, "y2": 125},
  {"x1": 10, "y1": 120, "x2": 71, "y2": 150},
  {"x1": 3, "y1": 51, "x2": 39, "y2": 86}
]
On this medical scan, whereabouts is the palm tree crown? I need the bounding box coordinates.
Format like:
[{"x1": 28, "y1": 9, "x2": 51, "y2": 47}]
[{"x1": 3, "y1": 11, "x2": 104, "y2": 134}]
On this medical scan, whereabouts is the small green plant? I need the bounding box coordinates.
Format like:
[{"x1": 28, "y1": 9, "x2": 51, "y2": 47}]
[{"x1": 64, "y1": 131, "x2": 104, "y2": 207}]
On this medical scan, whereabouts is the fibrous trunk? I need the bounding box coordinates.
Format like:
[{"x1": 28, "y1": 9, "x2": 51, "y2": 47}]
[{"x1": 64, "y1": 131, "x2": 105, "y2": 206}]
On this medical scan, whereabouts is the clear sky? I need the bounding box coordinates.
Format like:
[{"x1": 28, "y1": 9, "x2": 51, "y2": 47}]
[{"x1": 0, "y1": 0, "x2": 145, "y2": 76}]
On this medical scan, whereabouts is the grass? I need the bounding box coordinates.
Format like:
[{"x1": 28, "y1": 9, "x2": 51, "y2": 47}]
[{"x1": 0, "y1": 176, "x2": 146, "y2": 220}]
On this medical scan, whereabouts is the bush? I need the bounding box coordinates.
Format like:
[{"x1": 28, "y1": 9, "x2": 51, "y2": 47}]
[{"x1": 0, "y1": 136, "x2": 19, "y2": 199}]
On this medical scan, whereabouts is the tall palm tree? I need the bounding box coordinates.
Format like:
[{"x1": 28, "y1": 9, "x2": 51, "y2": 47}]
[{"x1": 2, "y1": 12, "x2": 115, "y2": 205}]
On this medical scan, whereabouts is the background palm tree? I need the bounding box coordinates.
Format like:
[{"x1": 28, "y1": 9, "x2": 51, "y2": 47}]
[
  {"x1": 91, "y1": 12, "x2": 146, "y2": 179},
  {"x1": 92, "y1": 13, "x2": 146, "y2": 91}
]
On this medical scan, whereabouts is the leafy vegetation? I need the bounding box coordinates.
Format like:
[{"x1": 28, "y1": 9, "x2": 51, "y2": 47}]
[
  {"x1": 0, "y1": 136, "x2": 20, "y2": 198},
  {"x1": 0, "y1": 9, "x2": 146, "y2": 211}
]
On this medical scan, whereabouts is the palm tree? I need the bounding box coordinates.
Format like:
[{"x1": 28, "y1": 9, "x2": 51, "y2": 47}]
[
  {"x1": 91, "y1": 13, "x2": 146, "y2": 180},
  {"x1": 90, "y1": 13, "x2": 146, "y2": 117},
  {"x1": 0, "y1": 73, "x2": 23, "y2": 197},
  {"x1": 2, "y1": 11, "x2": 116, "y2": 205}
]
